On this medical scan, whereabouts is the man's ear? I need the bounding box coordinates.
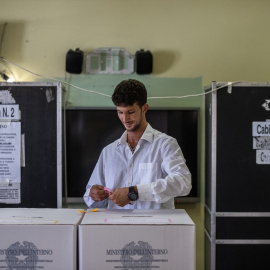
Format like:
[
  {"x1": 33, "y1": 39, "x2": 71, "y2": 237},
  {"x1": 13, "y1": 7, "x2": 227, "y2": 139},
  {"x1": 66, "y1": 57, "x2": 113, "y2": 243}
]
[{"x1": 142, "y1": 103, "x2": 149, "y2": 113}]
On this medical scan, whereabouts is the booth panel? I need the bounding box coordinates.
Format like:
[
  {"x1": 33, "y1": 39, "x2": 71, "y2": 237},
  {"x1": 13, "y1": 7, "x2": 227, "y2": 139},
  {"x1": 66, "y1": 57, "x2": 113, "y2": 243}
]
[
  {"x1": 216, "y1": 216, "x2": 270, "y2": 239},
  {"x1": 216, "y1": 244, "x2": 270, "y2": 270},
  {"x1": 215, "y1": 86, "x2": 270, "y2": 212}
]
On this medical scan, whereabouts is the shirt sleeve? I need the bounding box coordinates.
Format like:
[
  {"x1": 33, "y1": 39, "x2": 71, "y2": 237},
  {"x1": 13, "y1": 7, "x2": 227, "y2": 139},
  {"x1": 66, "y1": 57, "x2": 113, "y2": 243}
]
[
  {"x1": 83, "y1": 150, "x2": 108, "y2": 208},
  {"x1": 137, "y1": 138, "x2": 192, "y2": 203}
]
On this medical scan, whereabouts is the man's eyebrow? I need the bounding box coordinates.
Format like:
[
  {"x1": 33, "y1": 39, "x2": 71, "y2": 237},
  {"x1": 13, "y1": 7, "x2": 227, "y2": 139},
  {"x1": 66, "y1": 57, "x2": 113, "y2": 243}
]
[{"x1": 117, "y1": 108, "x2": 135, "y2": 112}]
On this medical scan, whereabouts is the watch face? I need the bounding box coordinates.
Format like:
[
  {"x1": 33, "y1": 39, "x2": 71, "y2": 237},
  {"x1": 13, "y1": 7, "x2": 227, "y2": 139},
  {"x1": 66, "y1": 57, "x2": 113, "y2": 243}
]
[{"x1": 128, "y1": 192, "x2": 138, "y2": 201}]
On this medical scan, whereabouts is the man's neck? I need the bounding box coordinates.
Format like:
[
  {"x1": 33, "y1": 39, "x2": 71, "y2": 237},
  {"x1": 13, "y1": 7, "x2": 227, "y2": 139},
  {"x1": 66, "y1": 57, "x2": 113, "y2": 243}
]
[{"x1": 127, "y1": 122, "x2": 148, "y2": 146}]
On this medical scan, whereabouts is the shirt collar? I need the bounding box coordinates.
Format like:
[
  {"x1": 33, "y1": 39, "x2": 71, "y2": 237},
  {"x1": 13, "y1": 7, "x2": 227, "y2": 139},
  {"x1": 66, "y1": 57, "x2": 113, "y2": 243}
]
[{"x1": 117, "y1": 123, "x2": 154, "y2": 147}]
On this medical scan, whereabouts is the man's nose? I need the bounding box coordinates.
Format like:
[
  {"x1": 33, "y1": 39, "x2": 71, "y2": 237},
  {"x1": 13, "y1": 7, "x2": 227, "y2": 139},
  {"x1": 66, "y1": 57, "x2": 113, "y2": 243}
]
[{"x1": 122, "y1": 113, "x2": 130, "y2": 122}]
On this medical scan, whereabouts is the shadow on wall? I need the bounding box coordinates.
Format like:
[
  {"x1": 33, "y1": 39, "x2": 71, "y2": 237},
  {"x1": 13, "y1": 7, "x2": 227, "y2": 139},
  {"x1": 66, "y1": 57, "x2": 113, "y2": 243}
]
[
  {"x1": 0, "y1": 21, "x2": 24, "y2": 81},
  {"x1": 0, "y1": 21, "x2": 24, "y2": 61},
  {"x1": 152, "y1": 50, "x2": 179, "y2": 74}
]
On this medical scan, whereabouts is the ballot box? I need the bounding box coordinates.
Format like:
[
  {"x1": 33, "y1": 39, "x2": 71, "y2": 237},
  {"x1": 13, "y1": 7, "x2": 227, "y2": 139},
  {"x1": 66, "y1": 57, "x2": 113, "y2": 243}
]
[
  {"x1": 0, "y1": 208, "x2": 83, "y2": 270},
  {"x1": 79, "y1": 209, "x2": 195, "y2": 270}
]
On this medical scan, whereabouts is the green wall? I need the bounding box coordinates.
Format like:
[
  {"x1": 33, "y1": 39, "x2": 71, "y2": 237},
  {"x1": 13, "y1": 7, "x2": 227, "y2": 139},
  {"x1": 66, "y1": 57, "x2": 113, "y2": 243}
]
[{"x1": 64, "y1": 74, "x2": 203, "y2": 108}]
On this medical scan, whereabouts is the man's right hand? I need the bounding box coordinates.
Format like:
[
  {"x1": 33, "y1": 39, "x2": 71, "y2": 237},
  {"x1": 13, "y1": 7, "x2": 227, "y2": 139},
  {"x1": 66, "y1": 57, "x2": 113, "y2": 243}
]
[{"x1": 89, "y1": 185, "x2": 109, "y2": 201}]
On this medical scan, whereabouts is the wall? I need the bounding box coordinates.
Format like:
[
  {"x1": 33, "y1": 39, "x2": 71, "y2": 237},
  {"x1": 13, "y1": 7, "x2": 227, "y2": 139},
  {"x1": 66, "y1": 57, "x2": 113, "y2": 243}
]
[
  {"x1": 1, "y1": 0, "x2": 270, "y2": 84},
  {"x1": 1, "y1": 1, "x2": 270, "y2": 270}
]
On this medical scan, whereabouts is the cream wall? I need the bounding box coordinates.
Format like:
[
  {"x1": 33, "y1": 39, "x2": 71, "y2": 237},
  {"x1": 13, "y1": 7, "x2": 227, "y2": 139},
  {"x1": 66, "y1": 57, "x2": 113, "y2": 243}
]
[
  {"x1": 1, "y1": 1, "x2": 270, "y2": 270},
  {"x1": 1, "y1": 0, "x2": 270, "y2": 85}
]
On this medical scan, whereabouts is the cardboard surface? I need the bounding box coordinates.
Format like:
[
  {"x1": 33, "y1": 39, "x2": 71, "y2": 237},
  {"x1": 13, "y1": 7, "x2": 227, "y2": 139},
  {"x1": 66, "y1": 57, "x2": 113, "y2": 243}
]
[
  {"x1": 81, "y1": 208, "x2": 194, "y2": 225},
  {"x1": 79, "y1": 209, "x2": 195, "y2": 270},
  {"x1": 0, "y1": 208, "x2": 83, "y2": 270}
]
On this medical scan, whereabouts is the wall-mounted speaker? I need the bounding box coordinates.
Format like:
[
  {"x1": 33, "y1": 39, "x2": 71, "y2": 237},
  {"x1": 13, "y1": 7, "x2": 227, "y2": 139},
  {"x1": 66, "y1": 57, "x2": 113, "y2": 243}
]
[
  {"x1": 135, "y1": 49, "x2": 153, "y2": 75},
  {"x1": 66, "y1": 48, "x2": 84, "y2": 74}
]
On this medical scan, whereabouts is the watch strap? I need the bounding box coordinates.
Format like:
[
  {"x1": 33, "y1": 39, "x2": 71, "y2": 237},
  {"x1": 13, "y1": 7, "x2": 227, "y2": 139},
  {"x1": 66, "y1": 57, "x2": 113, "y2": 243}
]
[{"x1": 129, "y1": 186, "x2": 136, "y2": 193}]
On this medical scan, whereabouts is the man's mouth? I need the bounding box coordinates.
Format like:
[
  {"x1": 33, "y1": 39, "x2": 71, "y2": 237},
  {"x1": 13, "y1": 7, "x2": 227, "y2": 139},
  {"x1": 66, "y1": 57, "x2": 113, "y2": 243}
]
[{"x1": 125, "y1": 122, "x2": 133, "y2": 127}]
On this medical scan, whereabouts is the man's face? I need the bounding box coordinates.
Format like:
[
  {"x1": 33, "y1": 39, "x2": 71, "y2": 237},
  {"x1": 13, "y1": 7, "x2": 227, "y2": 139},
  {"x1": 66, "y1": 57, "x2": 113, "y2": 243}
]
[{"x1": 116, "y1": 103, "x2": 147, "y2": 132}]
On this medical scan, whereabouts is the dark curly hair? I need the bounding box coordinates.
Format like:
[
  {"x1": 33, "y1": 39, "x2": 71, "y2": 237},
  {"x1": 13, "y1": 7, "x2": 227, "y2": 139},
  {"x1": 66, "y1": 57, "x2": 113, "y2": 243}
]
[{"x1": 112, "y1": 79, "x2": 147, "y2": 108}]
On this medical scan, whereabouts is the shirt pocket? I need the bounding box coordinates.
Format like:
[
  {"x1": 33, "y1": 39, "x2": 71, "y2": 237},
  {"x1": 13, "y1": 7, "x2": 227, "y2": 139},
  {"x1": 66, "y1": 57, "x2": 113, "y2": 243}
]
[{"x1": 138, "y1": 163, "x2": 158, "y2": 184}]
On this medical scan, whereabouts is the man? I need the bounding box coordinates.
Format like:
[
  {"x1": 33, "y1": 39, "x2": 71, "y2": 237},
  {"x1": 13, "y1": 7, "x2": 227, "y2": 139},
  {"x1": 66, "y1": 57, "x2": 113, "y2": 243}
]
[{"x1": 83, "y1": 79, "x2": 191, "y2": 209}]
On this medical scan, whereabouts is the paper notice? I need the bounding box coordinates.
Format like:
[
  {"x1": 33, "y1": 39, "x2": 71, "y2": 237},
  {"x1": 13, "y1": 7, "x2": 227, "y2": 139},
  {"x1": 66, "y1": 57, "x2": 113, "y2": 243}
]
[{"x1": 0, "y1": 122, "x2": 21, "y2": 183}]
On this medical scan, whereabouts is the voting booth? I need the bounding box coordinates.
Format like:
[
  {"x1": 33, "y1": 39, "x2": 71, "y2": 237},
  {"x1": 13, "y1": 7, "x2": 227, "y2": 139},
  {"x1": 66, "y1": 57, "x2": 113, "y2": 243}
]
[
  {"x1": 79, "y1": 209, "x2": 195, "y2": 270},
  {"x1": 0, "y1": 208, "x2": 83, "y2": 270},
  {"x1": 205, "y1": 82, "x2": 270, "y2": 270},
  {"x1": 0, "y1": 82, "x2": 62, "y2": 208}
]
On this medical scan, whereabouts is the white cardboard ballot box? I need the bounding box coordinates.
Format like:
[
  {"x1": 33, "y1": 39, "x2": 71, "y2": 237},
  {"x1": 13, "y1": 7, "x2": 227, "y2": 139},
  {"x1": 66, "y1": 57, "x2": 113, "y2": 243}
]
[
  {"x1": 79, "y1": 209, "x2": 195, "y2": 270},
  {"x1": 0, "y1": 208, "x2": 83, "y2": 270}
]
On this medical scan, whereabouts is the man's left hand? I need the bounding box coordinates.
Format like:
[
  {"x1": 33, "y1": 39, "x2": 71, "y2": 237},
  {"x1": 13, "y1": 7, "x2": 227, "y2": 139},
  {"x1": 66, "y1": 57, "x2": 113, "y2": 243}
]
[{"x1": 109, "y1": 187, "x2": 130, "y2": 207}]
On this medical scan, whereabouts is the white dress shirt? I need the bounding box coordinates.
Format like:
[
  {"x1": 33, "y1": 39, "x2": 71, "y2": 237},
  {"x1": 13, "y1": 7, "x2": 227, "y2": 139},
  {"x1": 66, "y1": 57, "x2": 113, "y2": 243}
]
[{"x1": 83, "y1": 124, "x2": 192, "y2": 209}]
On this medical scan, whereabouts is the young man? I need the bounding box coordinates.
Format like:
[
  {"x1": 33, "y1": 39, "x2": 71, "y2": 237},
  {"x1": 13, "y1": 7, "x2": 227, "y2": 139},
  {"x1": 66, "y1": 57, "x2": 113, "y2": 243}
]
[{"x1": 83, "y1": 79, "x2": 191, "y2": 209}]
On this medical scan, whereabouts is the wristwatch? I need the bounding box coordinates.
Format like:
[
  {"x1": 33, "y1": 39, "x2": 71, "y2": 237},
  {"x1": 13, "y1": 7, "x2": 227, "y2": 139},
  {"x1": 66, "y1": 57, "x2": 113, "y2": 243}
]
[{"x1": 128, "y1": 186, "x2": 139, "y2": 201}]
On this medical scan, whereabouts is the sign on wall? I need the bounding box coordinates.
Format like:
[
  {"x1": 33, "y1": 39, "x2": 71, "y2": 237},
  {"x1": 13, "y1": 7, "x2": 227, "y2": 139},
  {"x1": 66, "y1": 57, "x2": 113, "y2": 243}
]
[{"x1": 0, "y1": 105, "x2": 21, "y2": 204}]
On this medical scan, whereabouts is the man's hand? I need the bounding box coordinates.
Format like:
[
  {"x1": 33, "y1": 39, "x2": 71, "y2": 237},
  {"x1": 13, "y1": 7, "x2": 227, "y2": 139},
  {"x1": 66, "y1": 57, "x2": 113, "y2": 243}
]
[
  {"x1": 109, "y1": 187, "x2": 130, "y2": 207},
  {"x1": 89, "y1": 185, "x2": 109, "y2": 201}
]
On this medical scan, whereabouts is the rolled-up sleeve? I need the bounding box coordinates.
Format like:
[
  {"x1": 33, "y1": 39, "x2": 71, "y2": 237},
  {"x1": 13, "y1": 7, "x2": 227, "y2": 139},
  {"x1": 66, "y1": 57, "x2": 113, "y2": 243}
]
[{"x1": 137, "y1": 138, "x2": 192, "y2": 203}]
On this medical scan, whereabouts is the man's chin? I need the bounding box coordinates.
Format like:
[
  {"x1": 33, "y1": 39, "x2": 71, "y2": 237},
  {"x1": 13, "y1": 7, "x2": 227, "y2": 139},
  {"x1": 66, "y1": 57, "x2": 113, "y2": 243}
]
[{"x1": 125, "y1": 125, "x2": 139, "y2": 132}]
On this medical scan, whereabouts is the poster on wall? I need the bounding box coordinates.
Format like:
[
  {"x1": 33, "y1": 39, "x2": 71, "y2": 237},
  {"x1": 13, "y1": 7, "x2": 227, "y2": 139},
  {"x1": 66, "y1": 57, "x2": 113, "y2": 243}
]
[{"x1": 0, "y1": 105, "x2": 21, "y2": 204}]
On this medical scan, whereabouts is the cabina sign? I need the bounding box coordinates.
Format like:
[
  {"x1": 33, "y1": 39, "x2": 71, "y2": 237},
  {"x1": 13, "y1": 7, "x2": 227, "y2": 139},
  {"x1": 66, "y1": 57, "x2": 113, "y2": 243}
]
[
  {"x1": 252, "y1": 121, "x2": 270, "y2": 136},
  {"x1": 253, "y1": 121, "x2": 270, "y2": 164}
]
